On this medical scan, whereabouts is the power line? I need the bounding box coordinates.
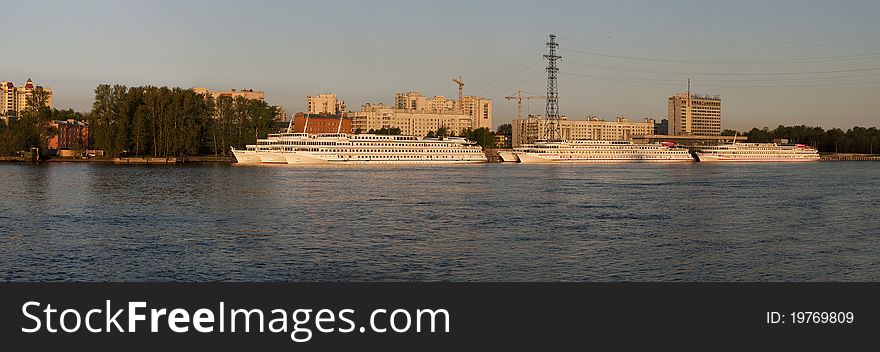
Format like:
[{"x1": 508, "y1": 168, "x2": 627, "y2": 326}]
[
  {"x1": 469, "y1": 48, "x2": 543, "y2": 93},
  {"x1": 561, "y1": 47, "x2": 880, "y2": 65},
  {"x1": 472, "y1": 60, "x2": 542, "y2": 97},
  {"x1": 557, "y1": 34, "x2": 880, "y2": 51},
  {"x1": 563, "y1": 59, "x2": 880, "y2": 76},
  {"x1": 559, "y1": 71, "x2": 880, "y2": 88}
]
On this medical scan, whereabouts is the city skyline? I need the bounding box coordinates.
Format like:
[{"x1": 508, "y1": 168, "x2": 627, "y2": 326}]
[{"x1": 5, "y1": 0, "x2": 880, "y2": 130}]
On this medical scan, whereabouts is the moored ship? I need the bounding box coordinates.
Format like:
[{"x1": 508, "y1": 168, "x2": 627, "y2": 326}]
[
  {"x1": 695, "y1": 143, "x2": 820, "y2": 162},
  {"x1": 231, "y1": 133, "x2": 487, "y2": 165},
  {"x1": 512, "y1": 140, "x2": 694, "y2": 163}
]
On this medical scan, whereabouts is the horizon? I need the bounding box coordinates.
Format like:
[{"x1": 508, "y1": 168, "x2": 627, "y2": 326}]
[{"x1": 4, "y1": 0, "x2": 880, "y2": 130}]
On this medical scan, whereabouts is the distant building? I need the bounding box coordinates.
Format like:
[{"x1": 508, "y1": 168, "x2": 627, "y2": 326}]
[
  {"x1": 655, "y1": 118, "x2": 669, "y2": 135},
  {"x1": 291, "y1": 112, "x2": 352, "y2": 134},
  {"x1": 48, "y1": 119, "x2": 89, "y2": 151},
  {"x1": 461, "y1": 95, "x2": 493, "y2": 130},
  {"x1": 511, "y1": 115, "x2": 656, "y2": 147},
  {"x1": 192, "y1": 87, "x2": 265, "y2": 101},
  {"x1": 352, "y1": 103, "x2": 394, "y2": 133},
  {"x1": 494, "y1": 131, "x2": 511, "y2": 148},
  {"x1": 395, "y1": 92, "x2": 428, "y2": 111},
  {"x1": 1, "y1": 81, "x2": 15, "y2": 117},
  {"x1": 393, "y1": 111, "x2": 472, "y2": 137},
  {"x1": 393, "y1": 91, "x2": 492, "y2": 131},
  {"x1": 274, "y1": 106, "x2": 288, "y2": 122},
  {"x1": 307, "y1": 93, "x2": 345, "y2": 115},
  {"x1": 0, "y1": 79, "x2": 53, "y2": 119},
  {"x1": 352, "y1": 102, "x2": 472, "y2": 137},
  {"x1": 668, "y1": 92, "x2": 721, "y2": 136}
]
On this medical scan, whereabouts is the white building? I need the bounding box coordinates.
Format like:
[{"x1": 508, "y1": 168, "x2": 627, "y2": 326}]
[{"x1": 512, "y1": 115, "x2": 656, "y2": 147}]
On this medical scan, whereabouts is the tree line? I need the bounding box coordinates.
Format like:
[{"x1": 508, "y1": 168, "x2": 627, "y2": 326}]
[
  {"x1": 1, "y1": 85, "x2": 278, "y2": 157},
  {"x1": 88, "y1": 85, "x2": 277, "y2": 157},
  {"x1": 740, "y1": 125, "x2": 880, "y2": 154}
]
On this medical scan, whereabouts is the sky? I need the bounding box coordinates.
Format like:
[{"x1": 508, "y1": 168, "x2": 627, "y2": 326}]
[{"x1": 4, "y1": 0, "x2": 880, "y2": 131}]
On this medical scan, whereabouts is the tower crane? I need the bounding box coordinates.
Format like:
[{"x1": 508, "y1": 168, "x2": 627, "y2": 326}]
[
  {"x1": 504, "y1": 90, "x2": 545, "y2": 121},
  {"x1": 452, "y1": 76, "x2": 464, "y2": 112}
]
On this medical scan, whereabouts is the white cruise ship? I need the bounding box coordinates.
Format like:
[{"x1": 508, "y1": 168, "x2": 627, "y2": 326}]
[
  {"x1": 512, "y1": 140, "x2": 694, "y2": 163},
  {"x1": 231, "y1": 133, "x2": 487, "y2": 165},
  {"x1": 695, "y1": 143, "x2": 820, "y2": 162}
]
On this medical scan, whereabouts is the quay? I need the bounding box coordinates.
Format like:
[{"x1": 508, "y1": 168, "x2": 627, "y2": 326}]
[
  {"x1": 821, "y1": 153, "x2": 880, "y2": 161},
  {"x1": 483, "y1": 149, "x2": 504, "y2": 163}
]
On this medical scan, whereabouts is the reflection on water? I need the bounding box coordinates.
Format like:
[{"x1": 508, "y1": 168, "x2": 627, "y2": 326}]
[{"x1": 1, "y1": 162, "x2": 878, "y2": 281}]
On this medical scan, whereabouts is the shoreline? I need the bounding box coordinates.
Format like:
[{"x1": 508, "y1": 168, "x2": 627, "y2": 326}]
[
  {"x1": 0, "y1": 155, "x2": 236, "y2": 164},
  {"x1": 3, "y1": 153, "x2": 880, "y2": 164}
]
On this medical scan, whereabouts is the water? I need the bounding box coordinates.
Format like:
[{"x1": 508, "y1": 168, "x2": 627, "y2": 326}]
[{"x1": 1, "y1": 162, "x2": 878, "y2": 281}]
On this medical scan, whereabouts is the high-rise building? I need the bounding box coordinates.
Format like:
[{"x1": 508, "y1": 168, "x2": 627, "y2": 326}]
[
  {"x1": 668, "y1": 93, "x2": 721, "y2": 136},
  {"x1": 307, "y1": 93, "x2": 345, "y2": 115},
  {"x1": 0, "y1": 79, "x2": 53, "y2": 119},
  {"x1": 16, "y1": 79, "x2": 53, "y2": 115},
  {"x1": 512, "y1": 116, "x2": 656, "y2": 147},
  {"x1": 1, "y1": 81, "x2": 14, "y2": 116},
  {"x1": 395, "y1": 92, "x2": 428, "y2": 111},
  {"x1": 461, "y1": 95, "x2": 493, "y2": 130}
]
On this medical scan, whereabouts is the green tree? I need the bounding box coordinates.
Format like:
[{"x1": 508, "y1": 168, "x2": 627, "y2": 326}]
[
  {"x1": 18, "y1": 87, "x2": 56, "y2": 153},
  {"x1": 465, "y1": 127, "x2": 496, "y2": 149}
]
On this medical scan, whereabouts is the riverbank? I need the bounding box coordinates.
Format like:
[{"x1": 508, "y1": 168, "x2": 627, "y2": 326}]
[
  {"x1": 821, "y1": 153, "x2": 880, "y2": 161},
  {"x1": 8, "y1": 155, "x2": 238, "y2": 163},
  {"x1": 0, "y1": 156, "x2": 32, "y2": 162}
]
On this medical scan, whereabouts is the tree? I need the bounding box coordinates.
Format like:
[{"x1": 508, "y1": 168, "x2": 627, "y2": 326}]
[
  {"x1": 465, "y1": 127, "x2": 496, "y2": 149},
  {"x1": 497, "y1": 123, "x2": 512, "y2": 135},
  {"x1": 18, "y1": 87, "x2": 56, "y2": 153}
]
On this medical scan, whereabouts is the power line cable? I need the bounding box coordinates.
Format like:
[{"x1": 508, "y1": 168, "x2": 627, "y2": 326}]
[
  {"x1": 563, "y1": 59, "x2": 880, "y2": 76},
  {"x1": 557, "y1": 34, "x2": 880, "y2": 50},
  {"x1": 561, "y1": 48, "x2": 880, "y2": 64},
  {"x1": 560, "y1": 71, "x2": 880, "y2": 88}
]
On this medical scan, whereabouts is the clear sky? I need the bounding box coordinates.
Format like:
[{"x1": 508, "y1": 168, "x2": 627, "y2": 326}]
[{"x1": 5, "y1": 0, "x2": 880, "y2": 130}]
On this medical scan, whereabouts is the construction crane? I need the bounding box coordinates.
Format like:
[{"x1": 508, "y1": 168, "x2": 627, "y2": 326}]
[
  {"x1": 452, "y1": 76, "x2": 464, "y2": 112},
  {"x1": 504, "y1": 90, "x2": 545, "y2": 121}
]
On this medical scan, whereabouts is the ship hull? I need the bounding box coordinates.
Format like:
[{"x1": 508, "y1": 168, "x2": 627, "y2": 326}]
[
  {"x1": 283, "y1": 151, "x2": 487, "y2": 165},
  {"x1": 259, "y1": 152, "x2": 288, "y2": 164},
  {"x1": 514, "y1": 152, "x2": 694, "y2": 163},
  {"x1": 231, "y1": 149, "x2": 263, "y2": 164},
  {"x1": 497, "y1": 151, "x2": 520, "y2": 162},
  {"x1": 696, "y1": 153, "x2": 820, "y2": 162}
]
